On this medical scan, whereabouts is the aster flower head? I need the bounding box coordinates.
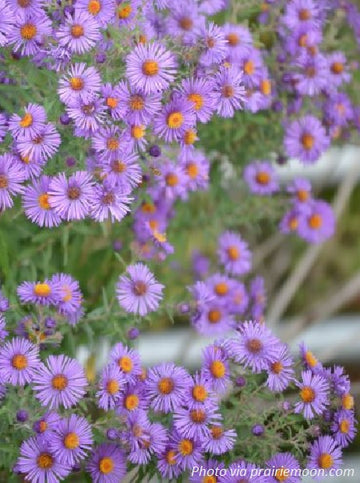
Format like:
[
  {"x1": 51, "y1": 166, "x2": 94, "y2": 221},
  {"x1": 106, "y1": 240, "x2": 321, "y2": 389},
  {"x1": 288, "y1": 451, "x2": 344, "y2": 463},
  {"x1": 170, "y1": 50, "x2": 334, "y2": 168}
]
[
  {"x1": 284, "y1": 115, "x2": 330, "y2": 164},
  {"x1": 102, "y1": 150, "x2": 142, "y2": 191},
  {"x1": 154, "y1": 160, "x2": 188, "y2": 200},
  {"x1": 266, "y1": 344, "x2": 295, "y2": 392},
  {"x1": 299, "y1": 342, "x2": 322, "y2": 372},
  {"x1": 282, "y1": 0, "x2": 320, "y2": 31},
  {"x1": 307, "y1": 436, "x2": 342, "y2": 476},
  {"x1": 0, "y1": 337, "x2": 40, "y2": 386},
  {"x1": 32, "y1": 355, "x2": 87, "y2": 409},
  {"x1": 128, "y1": 422, "x2": 168, "y2": 465},
  {"x1": 153, "y1": 98, "x2": 196, "y2": 144},
  {"x1": 324, "y1": 92, "x2": 353, "y2": 127},
  {"x1": 57, "y1": 10, "x2": 101, "y2": 54},
  {"x1": 327, "y1": 51, "x2": 351, "y2": 86},
  {"x1": 109, "y1": 342, "x2": 142, "y2": 382},
  {"x1": 116, "y1": 263, "x2": 164, "y2": 316},
  {"x1": 49, "y1": 171, "x2": 94, "y2": 221},
  {"x1": 17, "y1": 279, "x2": 61, "y2": 306},
  {"x1": 8, "y1": 103, "x2": 46, "y2": 139},
  {"x1": 214, "y1": 65, "x2": 246, "y2": 118},
  {"x1": 184, "y1": 371, "x2": 218, "y2": 410},
  {"x1": 294, "y1": 370, "x2": 329, "y2": 419},
  {"x1": 96, "y1": 363, "x2": 127, "y2": 410},
  {"x1": 166, "y1": 2, "x2": 204, "y2": 45},
  {"x1": 90, "y1": 179, "x2": 132, "y2": 223},
  {"x1": 174, "y1": 405, "x2": 221, "y2": 439},
  {"x1": 116, "y1": 81, "x2": 162, "y2": 126},
  {"x1": 194, "y1": 301, "x2": 235, "y2": 336},
  {"x1": 86, "y1": 443, "x2": 126, "y2": 483},
  {"x1": 145, "y1": 362, "x2": 191, "y2": 413},
  {"x1": 16, "y1": 436, "x2": 71, "y2": 483},
  {"x1": 297, "y1": 200, "x2": 335, "y2": 244},
  {"x1": 177, "y1": 76, "x2": 216, "y2": 124},
  {"x1": 294, "y1": 52, "x2": 328, "y2": 96},
  {"x1": 16, "y1": 122, "x2": 61, "y2": 163},
  {"x1": 50, "y1": 414, "x2": 93, "y2": 466},
  {"x1": 265, "y1": 452, "x2": 301, "y2": 483},
  {"x1": 218, "y1": 231, "x2": 252, "y2": 275},
  {"x1": 201, "y1": 344, "x2": 230, "y2": 394},
  {"x1": 287, "y1": 177, "x2": 312, "y2": 203},
  {"x1": 33, "y1": 411, "x2": 61, "y2": 438},
  {"x1": 116, "y1": 0, "x2": 141, "y2": 27},
  {"x1": 0, "y1": 0, "x2": 15, "y2": 47},
  {"x1": 58, "y1": 63, "x2": 101, "y2": 105},
  {"x1": 8, "y1": 11, "x2": 52, "y2": 56},
  {"x1": 331, "y1": 409, "x2": 357, "y2": 448},
  {"x1": 199, "y1": 21, "x2": 228, "y2": 67},
  {"x1": 244, "y1": 161, "x2": 279, "y2": 195},
  {"x1": 238, "y1": 46, "x2": 265, "y2": 88},
  {"x1": 0, "y1": 153, "x2": 26, "y2": 210},
  {"x1": 66, "y1": 96, "x2": 106, "y2": 135},
  {"x1": 157, "y1": 446, "x2": 182, "y2": 480},
  {"x1": 223, "y1": 23, "x2": 253, "y2": 61},
  {"x1": 22, "y1": 176, "x2": 62, "y2": 228},
  {"x1": 76, "y1": 0, "x2": 115, "y2": 27},
  {"x1": 51, "y1": 273, "x2": 83, "y2": 324},
  {"x1": 126, "y1": 41, "x2": 177, "y2": 94},
  {"x1": 170, "y1": 431, "x2": 203, "y2": 471}
]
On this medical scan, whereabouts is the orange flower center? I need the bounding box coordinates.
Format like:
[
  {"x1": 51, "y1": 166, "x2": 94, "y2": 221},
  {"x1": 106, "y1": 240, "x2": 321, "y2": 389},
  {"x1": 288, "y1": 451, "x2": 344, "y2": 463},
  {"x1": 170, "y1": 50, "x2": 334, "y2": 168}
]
[
  {"x1": 39, "y1": 420, "x2": 47, "y2": 433},
  {"x1": 210, "y1": 425, "x2": 223, "y2": 439},
  {"x1": 256, "y1": 171, "x2": 270, "y2": 185},
  {"x1": 192, "y1": 384, "x2": 207, "y2": 402},
  {"x1": 299, "y1": 34, "x2": 308, "y2": 47},
  {"x1": 18, "y1": 0, "x2": 31, "y2": 6},
  {"x1": 71, "y1": 24, "x2": 84, "y2": 38},
  {"x1": 142, "y1": 60, "x2": 159, "y2": 76},
  {"x1": 297, "y1": 189, "x2": 309, "y2": 202},
  {"x1": 119, "y1": 356, "x2": 133, "y2": 373},
  {"x1": 52, "y1": 374, "x2": 68, "y2": 391},
  {"x1": 166, "y1": 173, "x2": 179, "y2": 186},
  {"x1": 227, "y1": 246, "x2": 239, "y2": 260},
  {"x1": 118, "y1": 4, "x2": 132, "y2": 19},
  {"x1": 158, "y1": 377, "x2": 174, "y2": 394},
  {"x1": 131, "y1": 125, "x2": 145, "y2": 139},
  {"x1": 34, "y1": 283, "x2": 51, "y2": 297},
  {"x1": 11, "y1": 354, "x2": 28, "y2": 370},
  {"x1": 214, "y1": 282, "x2": 228, "y2": 296},
  {"x1": 186, "y1": 162, "x2": 198, "y2": 178},
  {"x1": 299, "y1": 8, "x2": 311, "y2": 20},
  {"x1": 318, "y1": 453, "x2": 334, "y2": 469},
  {"x1": 64, "y1": 432, "x2": 80, "y2": 449},
  {"x1": 106, "y1": 96, "x2": 118, "y2": 109},
  {"x1": 106, "y1": 379, "x2": 120, "y2": 395},
  {"x1": 70, "y1": 77, "x2": 84, "y2": 91},
  {"x1": 106, "y1": 137, "x2": 119, "y2": 151},
  {"x1": 130, "y1": 95, "x2": 144, "y2": 111},
  {"x1": 301, "y1": 133, "x2": 314, "y2": 150},
  {"x1": 342, "y1": 393, "x2": 354, "y2": 410},
  {"x1": 305, "y1": 351, "x2": 317, "y2": 367},
  {"x1": 340, "y1": 420, "x2": 350, "y2": 434},
  {"x1": 38, "y1": 193, "x2": 50, "y2": 210},
  {"x1": 133, "y1": 281, "x2": 147, "y2": 295},
  {"x1": 275, "y1": 468, "x2": 289, "y2": 481},
  {"x1": 167, "y1": 111, "x2": 184, "y2": 129},
  {"x1": 21, "y1": 23, "x2": 37, "y2": 40},
  {"x1": 226, "y1": 32, "x2": 240, "y2": 46},
  {"x1": 179, "y1": 16, "x2": 193, "y2": 30},
  {"x1": 166, "y1": 450, "x2": 177, "y2": 465},
  {"x1": 67, "y1": 187, "x2": 81, "y2": 200},
  {"x1": 188, "y1": 93, "x2": 204, "y2": 111},
  {"x1": 300, "y1": 386, "x2": 315, "y2": 403},
  {"x1": 0, "y1": 175, "x2": 8, "y2": 189},
  {"x1": 20, "y1": 112, "x2": 33, "y2": 128},
  {"x1": 125, "y1": 394, "x2": 139, "y2": 410},
  {"x1": 208, "y1": 309, "x2": 222, "y2": 323},
  {"x1": 271, "y1": 361, "x2": 283, "y2": 374},
  {"x1": 260, "y1": 79, "x2": 271, "y2": 96},
  {"x1": 244, "y1": 60, "x2": 255, "y2": 75},
  {"x1": 331, "y1": 62, "x2": 344, "y2": 74},
  {"x1": 184, "y1": 130, "x2": 197, "y2": 145},
  {"x1": 222, "y1": 85, "x2": 234, "y2": 98},
  {"x1": 190, "y1": 409, "x2": 206, "y2": 423},
  {"x1": 37, "y1": 453, "x2": 53, "y2": 469},
  {"x1": 112, "y1": 160, "x2": 126, "y2": 173},
  {"x1": 88, "y1": 0, "x2": 101, "y2": 15},
  {"x1": 210, "y1": 360, "x2": 225, "y2": 378},
  {"x1": 308, "y1": 214, "x2": 322, "y2": 229},
  {"x1": 99, "y1": 457, "x2": 114, "y2": 474},
  {"x1": 178, "y1": 439, "x2": 193, "y2": 455},
  {"x1": 247, "y1": 338, "x2": 262, "y2": 353}
]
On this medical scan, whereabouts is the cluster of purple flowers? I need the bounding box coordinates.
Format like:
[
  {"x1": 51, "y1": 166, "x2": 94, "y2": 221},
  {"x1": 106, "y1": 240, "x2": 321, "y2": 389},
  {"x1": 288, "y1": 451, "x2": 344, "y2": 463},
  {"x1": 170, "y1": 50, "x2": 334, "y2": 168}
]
[
  {"x1": 0, "y1": 275, "x2": 356, "y2": 481},
  {"x1": 188, "y1": 231, "x2": 267, "y2": 335}
]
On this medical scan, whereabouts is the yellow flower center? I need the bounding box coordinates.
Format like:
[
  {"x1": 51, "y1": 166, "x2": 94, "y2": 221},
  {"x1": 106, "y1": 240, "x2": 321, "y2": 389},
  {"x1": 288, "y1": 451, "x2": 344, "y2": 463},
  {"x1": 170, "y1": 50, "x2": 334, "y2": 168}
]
[
  {"x1": 158, "y1": 377, "x2": 174, "y2": 394},
  {"x1": 308, "y1": 214, "x2": 322, "y2": 229},
  {"x1": 125, "y1": 394, "x2": 139, "y2": 410},
  {"x1": 106, "y1": 97, "x2": 118, "y2": 109},
  {"x1": 52, "y1": 374, "x2": 68, "y2": 391},
  {"x1": 331, "y1": 62, "x2": 344, "y2": 74},
  {"x1": 304, "y1": 350, "x2": 317, "y2": 367},
  {"x1": 142, "y1": 60, "x2": 159, "y2": 76},
  {"x1": 34, "y1": 283, "x2": 51, "y2": 297},
  {"x1": 38, "y1": 193, "x2": 50, "y2": 210},
  {"x1": 106, "y1": 379, "x2": 120, "y2": 395},
  {"x1": 255, "y1": 171, "x2": 270, "y2": 185},
  {"x1": 71, "y1": 24, "x2": 84, "y2": 38},
  {"x1": 244, "y1": 60, "x2": 255, "y2": 75},
  {"x1": 340, "y1": 420, "x2": 350, "y2": 434},
  {"x1": 70, "y1": 77, "x2": 84, "y2": 91},
  {"x1": 208, "y1": 309, "x2": 221, "y2": 323},
  {"x1": 192, "y1": 384, "x2": 207, "y2": 402},
  {"x1": 167, "y1": 111, "x2": 184, "y2": 129},
  {"x1": 275, "y1": 468, "x2": 289, "y2": 481},
  {"x1": 300, "y1": 386, "x2": 315, "y2": 403},
  {"x1": 37, "y1": 453, "x2": 53, "y2": 469},
  {"x1": 64, "y1": 432, "x2": 80, "y2": 449},
  {"x1": 178, "y1": 439, "x2": 193, "y2": 456},
  {"x1": 184, "y1": 130, "x2": 197, "y2": 145},
  {"x1": 227, "y1": 246, "x2": 239, "y2": 260},
  {"x1": 260, "y1": 79, "x2": 271, "y2": 96},
  {"x1": 99, "y1": 457, "x2": 114, "y2": 474},
  {"x1": 131, "y1": 125, "x2": 145, "y2": 139},
  {"x1": 118, "y1": 4, "x2": 132, "y2": 19},
  {"x1": 166, "y1": 449, "x2": 177, "y2": 465},
  {"x1": 210, "y1": 360, "x2": 225, "y2": 378},
  {"x1": 11, "y1": 354, "x2": 28, "y2": 370},
  {"x1": 318, "y1": 453, "x2": 334, "y2": 469},
  {"x1": 188, "y1": 93, "x2": 204, "y2": 111},
  {"x1": 88, "y1": 0, "x2": 101, "y2": 15},
  {"x1": 141, "y1": 202, "x2": 155, "y2": 213},
  {"x1": 186, "y1": 162, "x2": 198, "y2": 178},
  {"x1": 21, "y1": 23, "x2": 37, "y2": 40},
  {"x1": 119, "y1": 356, "x2": 133, "y2": 373},
  {"x1": 214, "y1": 282, "x2": 228, "y2": 296},
  {"x1": 297, "y1": 189, "x2": 309, "y2": 202},
  {"x1": 342, "y1": 393, "x2": 354, "y2": 410},
  {"x1": 165, "y1": 173, "x2": 179, "y2": 187},
  {"x1": 20, "y1": 112, "x2": 33, "y2": 128},
  {"x1": 39, "y1": 420, "x2": 47, "y2": 433},
  {"x1": 301, "y1": 133, "x2": 315, "y2": 150}
]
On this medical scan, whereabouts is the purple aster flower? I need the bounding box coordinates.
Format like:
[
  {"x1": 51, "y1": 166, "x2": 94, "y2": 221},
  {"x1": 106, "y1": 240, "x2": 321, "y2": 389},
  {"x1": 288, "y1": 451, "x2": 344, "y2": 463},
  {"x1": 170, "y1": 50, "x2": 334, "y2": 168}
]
[
  {"x1": 16, "y1": 436, "x2": 71, "y2": 483},
  {"x1": 279, "y1": 208, "x2": 302, "y2": 235},
  {"x1": 125, "y1": 41, "x2": 177, "y2": 94},
  {"x1": 331, "y1": 409, "x2": 357, "y2": 448},
  {"x1": 86, "y1": 443, "x2": 126, "y2": 483},
  {"x1": 51, "y1": 273, "x2": 83, "y2": 324},
  {"x1": 265, "y1": 452, "x2": 301, "y2": 483},
  {"x1": 13, "y1": 150, "x2": 45, "y2": 180},
  {"x1": 33, "y1": 412, "x2": 61, "y2": 437},
  {"x1": 223, "y1": 23, "x2": 253, "y2": 61},
  {"x1": 96, "y1": 364, "x2": 127, "y2": 410},
  {"x1": 307, "y1": 436, "x2": 342, "y2": 476},
  {"x1": 109, "y1": 342, "x2": 142, "y2": 383},
  {"x1": 32, "y1": 355, "x2": 87, "y2": 409},
  {"x1": 91, "y1": 126, "x2": 127, "y2": 160},
  {"x1": 201, "y1": 344, "x2": 230, "y2": 394},
  {"x1": 128, "y1": 422, "x2": 168, "y2": 465},
  {"x1": 213, "y1": 65, "x2": 246, "y2": 117},
  {"x1": 294, "y1": 370, "x2": 329, "y2": 419},
  {"x1": 90, "y1": 180, "x2": 132, "y2": 223},
  {"x1": 199, "y1": 21, "x2": 228, "y2": 66},
  {"x1": 116, "y1": 81, "x2": 162, "y2": 126},
  {"x1": 153, "y1": 160, "x2": 188, "y2": 200},
  {"x1": 229, "y1": 280, "x2": 249, "y2": 315},
  {"x1": 230, "y1": 320, "x2": 280, "y2": 373},
  {"x1": 124, "y1": 410, "x2": 152, "y2": 451},
  {"x1": 56, "y1": 10, "x2": 101, "y2": 55},
  {"x1": 17, "y1": 123, "x2": 61, "y2": 163},
  {"x1": 101, "y1": 83, "x2": 123, "y2": 120},
  {"x1": 8, "y1": 103, "x2": 46, "y2": 139},
  {"x1": 58, "y1": 63, "x2": 101, "y2": 105},
  {"x1": 190, "y1": 459, "x2": 227, "y2": 482},
  {"x1": 282, "y1": 0, "x2": 320, "y2": 31},
  {"x1": 238, "y1": 46, "x2": 265, "y2": 88},
  {"x1": 7, "y1": 0, "x2": 45, "y2": 13},
  {"x1": 284, "y1": 115, "x2": 330, "y2": 164},
  {"x1": 287, "y1": 177, "x2": 312, "y2": 203},
  {"x1": 0, "y1": 337, "x2": 40, "y2": 386},
  {"x1": 49, "y1": 171, "x2": 94, "y2": 221},
  {"x1": 174, "y1": 405, "x2": 221, "y2": 439},
  {"x1": 327, "y1": 52, "x2": 351, "y2": 86},
  {"x1": 116, "y1": 263, "x2": 164, "y2": 316},
  {"x1": 243, "y1": 161, "x2": 279, "y2": 195},
  {"x1": 66, "y1": 97, "x2": 106, "y2": 135},
  {"x1": 183, "y1": 371, "x2": 217, "y2": 410},
  {"x1": 8, "y1": 11, "x2": 52, "y2": 56},
  {"x1": 170, "y1": 432, "x2": 203, "y2": 471},
  {"x1": 0, "y1": 0, "x2": 15, "y2": 47},
  {"x1": 116, "y1": 0, "x2": 141, "y2": 27},
  {"x1": 322, "y1": 365, "x2": 350, "y2": 397},
  {"x1": 22, "y1": 176, "x2": 62, "y2": 228},
  {"x1": 194, "y1": 302, "x2": 235, "y2": 336},
  {"x1": 294, "y1": 52, "x2": 328, "y2": 96},
  {"x1": 145, "y1": 362, "x2": 191, "y2": 413},
  {"x1": 297, "y1": 200, "x2": 335, "y2": 244},
  {"x1": 166, "y1": 2, "x2": 204, "y2": 45},
  {"x1": 324, "y1": 92, "x2": 353, "y2": 127},
  {"x1": 50, "y1": 414, "x2": 93, "y2": 466},
  {"x1": 220, "y1": 460, "x2": 263, "y2": 483},
  {"x1": 17, "y1": 279, "x2": 61, "y2": 306},
  {"x1": 202, "y1": 424, "x2": 236, "y2": 455},
  {"x1": 76, "y1": 0, "x2": 115, "y2": 27},
  {"x1": 153, "y1": 98, "x2": 195, "y2": 144},
  {"x1": 217, "y1": 231, "x2": 252, "y2": 275},
  {"x1": 157, "y1": 446, "x2": 182, "y2": 480},
  {"x1": 266, "y1": 344, "x2": 295, "y2": 392},
  {"x1": 179, "y1": 149, "x2": 209, "y2": 192},
  {"x1": 177, "y1": 76, "x2": 216, "y2": 123},
  {"x1": 0, "y1": 153, "x2": 26, "y2": 210}
]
